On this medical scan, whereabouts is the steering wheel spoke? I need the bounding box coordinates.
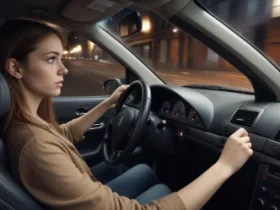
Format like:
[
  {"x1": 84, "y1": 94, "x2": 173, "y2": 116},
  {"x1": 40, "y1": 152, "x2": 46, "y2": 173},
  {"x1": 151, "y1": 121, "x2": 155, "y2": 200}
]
[
  {"x1": 110, "y1": 150, "x2": 123, "y2": 161},
  {"x1": 104, "y1": 120, "x2": 113, "y2": 140},
  {"x1": 127, "y1": 119, "x2": 136, "y2": 138}
]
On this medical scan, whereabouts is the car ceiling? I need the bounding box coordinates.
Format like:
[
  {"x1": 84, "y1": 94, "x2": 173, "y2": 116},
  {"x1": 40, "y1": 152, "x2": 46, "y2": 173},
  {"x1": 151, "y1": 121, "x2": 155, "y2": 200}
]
[
  {"x1": 0, "y1": 0, "x2": 126, "y2": 22},
  {"x1": 0, "y1": 0, "x2": 183, "y2": 24}
]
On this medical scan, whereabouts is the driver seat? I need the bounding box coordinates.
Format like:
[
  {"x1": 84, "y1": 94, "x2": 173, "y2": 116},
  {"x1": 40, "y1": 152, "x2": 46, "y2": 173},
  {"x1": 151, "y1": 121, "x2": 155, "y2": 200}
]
[{"x1": 0, "y1": 72, "x2": 44, "y2": 210}]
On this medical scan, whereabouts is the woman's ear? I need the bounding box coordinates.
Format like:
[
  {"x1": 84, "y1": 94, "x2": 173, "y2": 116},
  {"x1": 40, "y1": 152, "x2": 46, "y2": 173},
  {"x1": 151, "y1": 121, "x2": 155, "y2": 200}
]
[{"x1": 5, "y1": 58, "x2": 24, "y2": 79}]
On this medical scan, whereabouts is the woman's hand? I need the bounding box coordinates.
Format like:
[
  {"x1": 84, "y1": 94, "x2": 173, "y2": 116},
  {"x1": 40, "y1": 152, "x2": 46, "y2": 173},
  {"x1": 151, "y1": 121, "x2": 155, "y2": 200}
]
[
  {"x1": 105, "y1": 85, "x2": 129, "y2": 107},
  {"x1": 217, "y1": 128, "x2": 253, "y2": 177}
]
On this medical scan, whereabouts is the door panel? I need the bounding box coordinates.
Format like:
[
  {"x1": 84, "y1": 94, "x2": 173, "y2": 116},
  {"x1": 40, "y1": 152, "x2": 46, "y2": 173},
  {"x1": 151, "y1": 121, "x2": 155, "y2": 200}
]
[{"x1": 53, "y1": 96, "x2": 114, "y2": 166}]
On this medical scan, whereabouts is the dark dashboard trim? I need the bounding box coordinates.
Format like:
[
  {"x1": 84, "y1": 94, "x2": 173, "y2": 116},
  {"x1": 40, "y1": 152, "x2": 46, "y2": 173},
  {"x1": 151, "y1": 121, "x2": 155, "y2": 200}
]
[
  {"x1": 147, "y1": 84, "x2": 280, "y2": 165},
  {"x1": 151, "y1": 84, "x2": 214, "y2": 129},
  {"x1": 186, "y1": 125, "x2": 280, "y2": 164}
]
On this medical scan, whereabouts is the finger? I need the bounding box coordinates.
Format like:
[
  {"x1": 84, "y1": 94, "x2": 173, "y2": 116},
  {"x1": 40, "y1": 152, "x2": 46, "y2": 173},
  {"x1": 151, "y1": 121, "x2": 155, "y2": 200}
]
[
  {"x1": 232, "y1": 128, "x2": 248, "y2": 138},
  {"x1": 120, "y1": 85, "x2": 129, "y2": 91},
  {"x1": 246, "y1": 142, "x2": 252, "y2": 149},
  {"x1": 248, "y1": 149, "x2": 253, "y2": 156},
  {"x1": 240, "y1": 136, "x2": 250, "y2": 143}
]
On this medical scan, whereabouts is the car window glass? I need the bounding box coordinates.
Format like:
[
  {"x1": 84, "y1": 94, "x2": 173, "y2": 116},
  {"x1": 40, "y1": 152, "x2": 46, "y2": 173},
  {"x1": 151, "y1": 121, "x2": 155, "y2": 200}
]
[
  {"x1": 101, "y1": 5, "x2": 254, "y2": 92},
  {"x1": 53, "y1": 26, "x2": 125, "y2": 96}
]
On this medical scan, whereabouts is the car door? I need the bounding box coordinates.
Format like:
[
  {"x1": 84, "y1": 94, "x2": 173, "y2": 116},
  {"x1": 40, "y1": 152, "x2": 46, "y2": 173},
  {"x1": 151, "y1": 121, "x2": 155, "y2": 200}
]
[
  {"x1": 51, "y1": 27, "x2": 127, "y2": 167},
  {"x1": 53, "y1": 96, "x2": 116, "y2": 166}
]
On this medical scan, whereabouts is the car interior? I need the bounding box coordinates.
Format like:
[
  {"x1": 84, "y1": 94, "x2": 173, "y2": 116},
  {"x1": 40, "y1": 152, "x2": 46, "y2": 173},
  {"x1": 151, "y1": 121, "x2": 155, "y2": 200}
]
[{"x1": 1, "y1": 0, "x2": 280, "y2": 210}]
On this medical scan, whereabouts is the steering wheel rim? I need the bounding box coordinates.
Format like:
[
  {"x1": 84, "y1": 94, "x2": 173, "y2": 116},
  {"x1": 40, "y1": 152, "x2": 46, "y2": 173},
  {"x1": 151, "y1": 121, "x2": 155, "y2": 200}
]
[{"x1": 103, "y1": 80, "x2": 151, "y2": 166}]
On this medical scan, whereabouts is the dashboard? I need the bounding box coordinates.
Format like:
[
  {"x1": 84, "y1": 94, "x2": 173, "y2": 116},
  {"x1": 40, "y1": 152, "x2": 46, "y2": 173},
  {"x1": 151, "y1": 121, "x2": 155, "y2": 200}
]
[
  {"x1": 148, "y1": 85, "x2": 280, "y2": 210},
  {"x1": 128, "y1": 83, "x2": 280, "y2": 163},
  {"x1": 156, "y1": 99, "x2": 203, "y2": 127},
  {"x1": 127, "y1": 84, "x2": 280, "y2": 209},
  {"x1": 148, "y1": 84, "x2": 280, "y2": 160}
]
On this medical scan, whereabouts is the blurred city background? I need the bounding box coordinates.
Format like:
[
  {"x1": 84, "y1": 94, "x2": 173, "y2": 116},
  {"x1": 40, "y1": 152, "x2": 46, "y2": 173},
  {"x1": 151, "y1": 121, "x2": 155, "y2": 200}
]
[{"x1": 53, "y1": 0, "x2": 280, "y2": 95}]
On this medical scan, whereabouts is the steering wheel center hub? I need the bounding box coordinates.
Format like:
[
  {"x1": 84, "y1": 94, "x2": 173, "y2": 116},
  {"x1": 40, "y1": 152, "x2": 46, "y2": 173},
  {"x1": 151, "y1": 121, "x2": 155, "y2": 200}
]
[{"x1": 111, "y1": 107, "x2": 135, "y2": 146}]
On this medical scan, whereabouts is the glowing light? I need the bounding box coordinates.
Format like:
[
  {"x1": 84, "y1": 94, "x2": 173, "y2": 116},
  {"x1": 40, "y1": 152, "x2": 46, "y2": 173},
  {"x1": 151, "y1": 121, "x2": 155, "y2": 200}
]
[
  {"x1": 272, "y1": 0, "x2": 280, "y2": 17},
  {"x1": 141, "y1": 17, "x2": 151, "y2": 33},
  {"x1": 70, "y1": 45, "x2": 82, "y2": 54},
  {"x1": 273, "y1": 0, "x2": 280, "y2": 6},
  {"x1": 173, "y1": 28, "x2": 178, "y2": 33},
  {"x1": 88, "y1": 41, "x2": 94, "y2": 51}
]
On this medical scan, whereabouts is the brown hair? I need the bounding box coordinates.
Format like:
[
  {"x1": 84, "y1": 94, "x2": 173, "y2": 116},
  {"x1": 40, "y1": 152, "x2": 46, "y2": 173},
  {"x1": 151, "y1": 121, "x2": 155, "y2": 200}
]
[{"x1": 0, "y1": 19, "x2": 64, "y2": 135}]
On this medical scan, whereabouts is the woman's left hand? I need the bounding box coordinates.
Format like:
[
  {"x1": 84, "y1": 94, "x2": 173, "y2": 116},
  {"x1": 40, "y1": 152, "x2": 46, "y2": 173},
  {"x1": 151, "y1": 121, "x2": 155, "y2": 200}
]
[{"x1": 106, "y1": 85, "x2": 129, "y2": 107}]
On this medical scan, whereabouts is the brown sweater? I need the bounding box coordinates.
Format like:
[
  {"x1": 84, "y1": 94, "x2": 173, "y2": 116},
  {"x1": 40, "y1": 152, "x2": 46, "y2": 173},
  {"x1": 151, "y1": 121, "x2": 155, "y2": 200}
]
[{"x1": 5, "y1": 118, "x2": 186, "y2": 210}]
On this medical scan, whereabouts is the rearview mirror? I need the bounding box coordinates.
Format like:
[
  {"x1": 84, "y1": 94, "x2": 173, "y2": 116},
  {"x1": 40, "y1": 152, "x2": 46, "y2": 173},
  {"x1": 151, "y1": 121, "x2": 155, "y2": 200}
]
[
  {"x1": 103, "y1": 79, "x2": 123, "y2": 94},
  {"x1": 119, "y1": 10, "x2": 142, "y2": 38}
]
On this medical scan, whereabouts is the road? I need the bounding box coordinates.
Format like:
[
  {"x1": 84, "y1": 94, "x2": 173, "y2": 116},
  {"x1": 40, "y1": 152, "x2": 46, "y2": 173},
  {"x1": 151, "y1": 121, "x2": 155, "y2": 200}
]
[{"x1": 61, "y1": 60, "x2": 253, "y2": 96}]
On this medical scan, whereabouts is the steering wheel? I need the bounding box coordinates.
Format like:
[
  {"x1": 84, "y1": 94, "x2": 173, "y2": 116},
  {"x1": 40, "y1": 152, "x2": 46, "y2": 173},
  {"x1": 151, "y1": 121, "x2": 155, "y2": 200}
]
[{"x1": 103, "y1": 80, "x2": 151, "y2": 166}]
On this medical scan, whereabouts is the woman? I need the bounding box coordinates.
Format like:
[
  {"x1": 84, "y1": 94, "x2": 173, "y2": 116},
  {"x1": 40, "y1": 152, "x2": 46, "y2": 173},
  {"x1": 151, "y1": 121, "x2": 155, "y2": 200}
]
[{"x1": 0, "y1": 19, "x2": 253, "y2": 210}]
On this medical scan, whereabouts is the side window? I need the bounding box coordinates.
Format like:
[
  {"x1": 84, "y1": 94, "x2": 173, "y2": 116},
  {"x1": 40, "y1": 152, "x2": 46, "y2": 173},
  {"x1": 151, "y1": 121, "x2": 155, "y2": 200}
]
[{"x1": 56, "y1": 26, "x2": 125, "y2": 96}]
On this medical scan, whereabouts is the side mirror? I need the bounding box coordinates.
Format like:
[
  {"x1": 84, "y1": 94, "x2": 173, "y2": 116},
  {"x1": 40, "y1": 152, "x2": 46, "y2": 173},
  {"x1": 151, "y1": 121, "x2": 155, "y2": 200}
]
[
  {"x1": 103, "y1": 79, "x2": 123, "y2": 94},
  {"x1": 119, "y1": 10, "x2": 142, "y2": 38}
]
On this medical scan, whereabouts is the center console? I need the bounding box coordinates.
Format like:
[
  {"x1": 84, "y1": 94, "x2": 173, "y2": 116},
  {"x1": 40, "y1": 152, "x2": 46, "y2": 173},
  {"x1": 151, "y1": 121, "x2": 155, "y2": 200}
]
[{"x1": 250, "y1": 164, "x2": 280, "y2": 210}]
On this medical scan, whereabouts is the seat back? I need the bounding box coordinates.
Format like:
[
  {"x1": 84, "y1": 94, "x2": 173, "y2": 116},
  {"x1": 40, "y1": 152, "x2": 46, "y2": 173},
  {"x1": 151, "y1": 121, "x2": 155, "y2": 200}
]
[{"x1": 0, "y1": 72, "x2": 44, "y2": 210}]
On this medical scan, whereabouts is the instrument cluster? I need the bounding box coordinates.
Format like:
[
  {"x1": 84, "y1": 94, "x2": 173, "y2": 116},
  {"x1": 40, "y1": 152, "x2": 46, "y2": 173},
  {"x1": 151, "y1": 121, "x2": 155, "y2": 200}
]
[{"x1": 158, "y1": 99, "x2": 202, "y2": 126}]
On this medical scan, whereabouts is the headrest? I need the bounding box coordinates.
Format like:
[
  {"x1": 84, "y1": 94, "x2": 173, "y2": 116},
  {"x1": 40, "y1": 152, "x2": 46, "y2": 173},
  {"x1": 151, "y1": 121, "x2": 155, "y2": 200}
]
[{"x1": 0, "y1": 72, "x2": 10, "y2": 118}]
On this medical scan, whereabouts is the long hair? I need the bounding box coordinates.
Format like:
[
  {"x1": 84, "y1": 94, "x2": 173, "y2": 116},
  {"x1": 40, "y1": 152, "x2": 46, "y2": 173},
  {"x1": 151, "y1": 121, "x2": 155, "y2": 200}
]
[{"x1": 0, "y1": 19, "x2": 64, "y2": 136}]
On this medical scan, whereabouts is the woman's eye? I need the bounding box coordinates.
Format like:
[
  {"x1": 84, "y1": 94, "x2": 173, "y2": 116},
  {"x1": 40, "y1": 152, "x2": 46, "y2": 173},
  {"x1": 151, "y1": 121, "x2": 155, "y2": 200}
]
[{"x1": 47, "y1": 56, "x2": 56, "y2": 63}]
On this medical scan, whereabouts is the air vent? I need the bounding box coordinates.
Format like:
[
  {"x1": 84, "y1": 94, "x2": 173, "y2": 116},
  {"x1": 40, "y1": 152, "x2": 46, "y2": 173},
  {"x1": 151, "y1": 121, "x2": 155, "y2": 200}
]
[
  {"x1": 230, "y1": 109, "x2": 259, "y2": 127},
  {"x1": 275, "y1": 130, "x2": 280, "y2": 142}
]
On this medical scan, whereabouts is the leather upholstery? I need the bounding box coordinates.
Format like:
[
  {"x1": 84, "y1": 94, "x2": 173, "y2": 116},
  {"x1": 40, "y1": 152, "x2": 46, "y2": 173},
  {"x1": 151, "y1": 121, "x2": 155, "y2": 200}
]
[
  {"x1": 0, "y1": 72, "x2": 9, "y2": 165},
  {"x1": 0, "y1": 72, "x2": 44, "y2": 210},
  {"x1": 0, "y1": 72, "x2": 10, "y2": 119}
]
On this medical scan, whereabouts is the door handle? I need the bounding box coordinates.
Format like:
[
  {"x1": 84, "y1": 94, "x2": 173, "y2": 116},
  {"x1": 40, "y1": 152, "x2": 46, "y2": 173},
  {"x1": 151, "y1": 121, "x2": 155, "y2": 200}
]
[
  {"x1": 80, "y1": 142, "x2": 103, "y2": 159},
  {"x1": 76, "y1": 107, "x2": 89, "y2": 116},
  {"x1": 89, "y1": 122, "x2": 105, "y2": 131}
]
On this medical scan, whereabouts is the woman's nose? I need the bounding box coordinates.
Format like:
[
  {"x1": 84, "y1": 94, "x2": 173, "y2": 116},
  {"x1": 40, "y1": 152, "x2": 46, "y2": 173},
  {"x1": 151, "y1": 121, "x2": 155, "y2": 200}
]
[
  {"x1": 58, "y1": 63, "x2": 68, "y2": 75},
  {"x1": 62, "y1": 68, "x2": 68, "y2": 75}
]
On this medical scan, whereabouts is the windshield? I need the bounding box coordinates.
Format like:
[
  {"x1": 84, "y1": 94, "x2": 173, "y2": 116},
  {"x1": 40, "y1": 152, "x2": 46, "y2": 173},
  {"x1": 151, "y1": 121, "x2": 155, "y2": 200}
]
[
  {"x1": 197, "y1": 0, "x2": 280, "y2": 65},
  {"x1": 100, "y1": 5, "x2": 254, "y2": 92},
  {"x1": 197, "y1": 0, "x2": 280, "y2": 69}
]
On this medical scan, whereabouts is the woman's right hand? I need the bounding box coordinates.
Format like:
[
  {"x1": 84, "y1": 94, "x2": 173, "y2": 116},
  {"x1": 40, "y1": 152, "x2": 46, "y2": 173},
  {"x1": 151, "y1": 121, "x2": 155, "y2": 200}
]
[
  {"x1": 217, "y1": 128, "x2": 253, "y2": 176},
  {"x1": 176, "y1": 128, "x2": 253, "y2": 210}
]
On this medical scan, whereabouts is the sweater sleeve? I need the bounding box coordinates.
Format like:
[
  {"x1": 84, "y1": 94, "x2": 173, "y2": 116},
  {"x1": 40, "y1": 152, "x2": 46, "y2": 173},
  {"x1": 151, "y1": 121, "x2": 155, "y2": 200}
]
[
  {"x1": 18, "y1": 138, "x2": 186, "y2": 210},
  {"x1": 59, "y1": 118, "x2": 84, "y2": 143}
]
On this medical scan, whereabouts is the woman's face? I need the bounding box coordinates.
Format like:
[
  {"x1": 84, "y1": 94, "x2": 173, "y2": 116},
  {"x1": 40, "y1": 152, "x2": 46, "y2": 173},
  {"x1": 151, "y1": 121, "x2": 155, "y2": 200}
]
[{"x1": 20, "y1": 33, "x2": 67, "y2": 97}]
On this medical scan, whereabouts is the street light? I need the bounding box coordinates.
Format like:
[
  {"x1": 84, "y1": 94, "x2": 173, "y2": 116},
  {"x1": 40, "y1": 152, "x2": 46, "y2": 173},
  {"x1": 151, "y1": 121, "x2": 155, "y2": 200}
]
[
  {"x1": 272, "y1": 0, "x2": 280, "y2": 17},
  {"x1": 142, "y1": 17, "x2": 151, "y2": 33},
  {"x1": 69, "y1": 45, "x2": 82, "y2": 60},
  {"x1": 173, "y1": 28, "x2": 178, "y2": 33},
  {"x1": 70, "y1": 45, "x2": 82, "y2": 54},
  {"x1": 274, "y1": 0, "x2": 280, "y2": 6}
]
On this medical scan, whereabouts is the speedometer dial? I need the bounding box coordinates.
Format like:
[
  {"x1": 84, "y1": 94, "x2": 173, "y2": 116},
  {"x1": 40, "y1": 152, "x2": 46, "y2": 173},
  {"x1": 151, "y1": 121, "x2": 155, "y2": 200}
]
[
  {"x1": 188, "y1": 108, "x2": 199, "y2": 124},
  {"x1": 160, "y1": 101, "x2": 171, "y2": 114},
  {"x1": 172, "y1": 100, "x2": 186, "y2": 119}
]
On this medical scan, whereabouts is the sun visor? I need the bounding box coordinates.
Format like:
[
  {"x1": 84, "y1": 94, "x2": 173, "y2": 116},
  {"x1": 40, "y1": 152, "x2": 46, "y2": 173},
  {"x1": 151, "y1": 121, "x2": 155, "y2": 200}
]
[
  {"x1": 129, "y1": 0, "x2": 171, "y2": 9},
  {"x1": 61, "y1": 0, "x2": 129, "y2": 22}
]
